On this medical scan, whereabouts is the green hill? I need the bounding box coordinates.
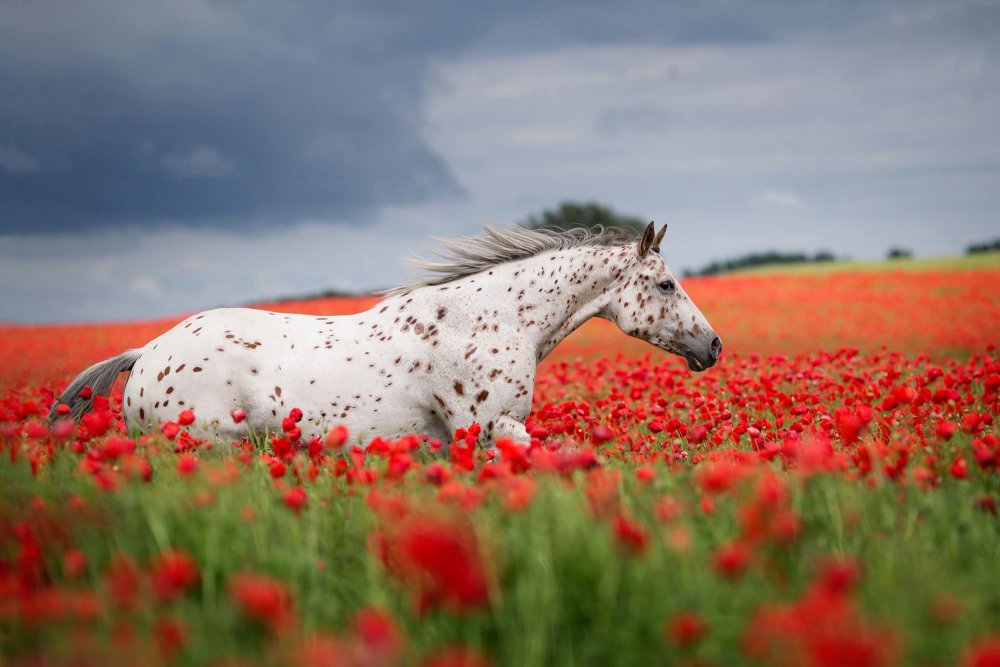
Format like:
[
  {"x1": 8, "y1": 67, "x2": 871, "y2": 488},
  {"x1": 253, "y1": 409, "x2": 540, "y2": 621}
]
[{"x1": 724, "y1": 251, "x2": 1000, "y2": 276}]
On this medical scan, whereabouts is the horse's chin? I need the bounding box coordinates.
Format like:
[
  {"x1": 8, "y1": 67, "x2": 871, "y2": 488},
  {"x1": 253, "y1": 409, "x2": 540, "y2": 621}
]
[
  {"x1": 683, "y1": 353, "x2": 715, "y2": 372},
  {"x1": 684, "y1": 355, "x2": 704, "y2": 372},
  {"x1": 657, "y1": 345, "x2": 709, "y2": 372}
]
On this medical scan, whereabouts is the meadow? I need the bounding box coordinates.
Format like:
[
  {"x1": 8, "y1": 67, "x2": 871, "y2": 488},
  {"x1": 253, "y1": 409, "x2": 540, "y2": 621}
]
[{"x1": 1, "y1": 258, "x2": 999, "y2": 666}]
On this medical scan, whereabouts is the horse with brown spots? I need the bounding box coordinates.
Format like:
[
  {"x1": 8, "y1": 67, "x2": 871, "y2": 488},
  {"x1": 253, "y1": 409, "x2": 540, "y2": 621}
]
[{"x1": 50, "y1": 223, "x2": 721, "y2": 445}]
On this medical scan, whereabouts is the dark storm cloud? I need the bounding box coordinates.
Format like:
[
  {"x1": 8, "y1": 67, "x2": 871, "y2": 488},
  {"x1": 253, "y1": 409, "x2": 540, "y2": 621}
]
[
  {"x1": 0, "y1": 1, "x2": 473, "y2": 233},
  {"x1": 1, "y1": 1, "x2": 985, "y2": 234},
  {"x1": 0, "y1": 1, "x2": 790, "y2": 233}
]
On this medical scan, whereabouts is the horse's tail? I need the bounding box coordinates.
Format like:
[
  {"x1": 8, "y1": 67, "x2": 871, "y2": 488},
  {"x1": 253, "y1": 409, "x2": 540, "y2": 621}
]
[{"x1": 48, "y1": 349, "x2": 143, "y2": 422}]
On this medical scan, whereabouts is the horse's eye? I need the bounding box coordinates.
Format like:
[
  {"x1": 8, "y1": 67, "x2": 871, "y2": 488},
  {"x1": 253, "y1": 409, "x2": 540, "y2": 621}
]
[{"x1": 657, "y1": 280, "x2": 676, "y2": 294}]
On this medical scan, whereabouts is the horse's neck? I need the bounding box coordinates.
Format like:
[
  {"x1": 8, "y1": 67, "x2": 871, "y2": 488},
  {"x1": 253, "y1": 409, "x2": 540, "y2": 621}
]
[{"x1": 464, "y1": 245, "x2": 632, "y2": 363}]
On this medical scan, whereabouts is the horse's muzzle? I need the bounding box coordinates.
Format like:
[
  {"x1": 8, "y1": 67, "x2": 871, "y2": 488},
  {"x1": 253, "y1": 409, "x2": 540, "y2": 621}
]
[{"x1": 683, "y1": 336, "x2": 722, "y2": 372}]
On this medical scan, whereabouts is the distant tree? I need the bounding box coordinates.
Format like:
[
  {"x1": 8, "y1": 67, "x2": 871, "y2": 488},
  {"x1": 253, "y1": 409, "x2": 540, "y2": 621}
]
[
  {"x1": 254, "y1": 287, "x2": 358, "y2": 305},
  {"x1": 523, "y1": 202, "x2": 648, "y2": 236},
  {"x1": 967, "y1": 238, "x2": 1000, "y2": 255},
  {"x1": 887, "y1": 247, "x2": 913, "y2": 260},
  {"x1": 684, "y1": 250, "x2": 838, "y2": 277}
]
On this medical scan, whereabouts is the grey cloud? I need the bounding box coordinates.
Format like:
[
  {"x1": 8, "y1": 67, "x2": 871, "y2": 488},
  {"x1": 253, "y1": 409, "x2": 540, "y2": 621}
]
[
  {"x1": 0, "y1": 215, "x2": 440, "y2": 322},
  {"x1": 1, "y1": 0, "x2": 929, "y2": 234},
  {"x1": 0, "y1": 142, "x2": 42, "y2": 174},
  {"x1": 596, "y1": 106, "x2": 675, "y2": 136},
  {"x1": 2, "y1": 0, "x2": 1000, "y2": 323},
  {"x1": 0, "y1": 2, "x2": 469, "y2": 233},
  {"x1": 162, "y1": 147, "x2": 235, "y2": 179}
]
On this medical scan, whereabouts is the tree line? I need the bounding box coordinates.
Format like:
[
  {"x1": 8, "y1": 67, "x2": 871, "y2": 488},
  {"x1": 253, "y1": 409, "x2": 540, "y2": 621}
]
[
  {"x1": 522, "y1": 202, "x2": 837, "y2": 276},
  {"x1": 525, "y1": 202, "x2": 1000, "y2": 275}
]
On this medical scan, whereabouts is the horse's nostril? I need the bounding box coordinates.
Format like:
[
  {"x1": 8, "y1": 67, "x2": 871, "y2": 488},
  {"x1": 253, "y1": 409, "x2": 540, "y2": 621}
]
[{"x1": 709, "y1": 336, "x2": 723, "y2": 360}]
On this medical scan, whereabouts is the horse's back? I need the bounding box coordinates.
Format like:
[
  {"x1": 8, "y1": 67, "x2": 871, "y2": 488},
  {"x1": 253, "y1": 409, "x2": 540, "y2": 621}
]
[
  {"x1": 121, "y1": 305, "x2": 440, "y2": 441},
  {"x1": 124, "y1": 307, "x2": 350, "y2": 434}
]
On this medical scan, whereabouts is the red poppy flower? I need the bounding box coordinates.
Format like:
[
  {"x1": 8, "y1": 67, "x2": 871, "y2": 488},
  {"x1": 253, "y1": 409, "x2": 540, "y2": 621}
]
[
  {"x1": 176, "y1": 453, "x2": 198, "y2": 476},
  {"x1": 713, "y1": 541, "x2": 751, "y2": 580},
  {"x1": 154, "y1": 616, "x2": 187, "y2": 659},
  {"x1": 284, "y1": 486, "x2": 308, "y2": 513},
  {"x1": 106, "y1": 554, "x2": 141, "y2": 609},
  {"x1": 666, "y1": 610, "x2": 708, "y2": 648},
  {"x1": 613, "y1": 512, "x2": 649, "y2": 554},
  {"x1": 963, "y1": 636, "x2": 1000, "y2": 667},
  {"x1": 325, "y1": 424, "x2": 349, "y2": 449},
  {"x1": 161, "y1": 421, "x2": 180, "y2": 440},
  {"x1": 352, "y1": 606, "x2": 404, "y2": 663},
  {"x1": 150, "y1": 550, "x2": 199, "y2": 602},
  {"x1": 63, "y1": 548, "x2": 87, "y2": 579},
  {"x1": 936, "y1": 419, "x2": 958, "y2": 440},
  {"x1": 377, "y1": 512, "x2": 490, "y2": 614},
  {"x1": 591, "y1": 424, "x2": 615, "y2": 444},
  {"x1": 228, "y1": 571, "x2": 297, "y2": 634}
]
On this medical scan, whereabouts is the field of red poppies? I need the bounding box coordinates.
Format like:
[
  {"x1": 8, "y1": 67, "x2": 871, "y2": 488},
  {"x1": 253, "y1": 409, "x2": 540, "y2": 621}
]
[{"x1": 2, "y1": 261, "x2": 999, "y2": 666}]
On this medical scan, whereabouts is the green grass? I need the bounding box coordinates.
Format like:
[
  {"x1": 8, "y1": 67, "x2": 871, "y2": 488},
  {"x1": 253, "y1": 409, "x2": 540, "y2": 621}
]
[
  {"x1": 3, "y1": 438, "x2": 999, "y2": 666},
  {"x1": 729, "y1": 251, "x2": 1000, "y2": 276}
]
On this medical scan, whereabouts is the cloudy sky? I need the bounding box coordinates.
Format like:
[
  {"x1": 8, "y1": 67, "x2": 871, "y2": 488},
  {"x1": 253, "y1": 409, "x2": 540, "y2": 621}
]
[{"x1": 2, "y1": 0, "x2": 998, "y2": 322}]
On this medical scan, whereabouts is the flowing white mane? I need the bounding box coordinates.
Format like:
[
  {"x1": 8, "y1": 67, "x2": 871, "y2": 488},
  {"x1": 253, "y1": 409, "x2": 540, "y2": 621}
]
[{"x1": 383, "y1": 224, "x2": 635, "y2": 298}]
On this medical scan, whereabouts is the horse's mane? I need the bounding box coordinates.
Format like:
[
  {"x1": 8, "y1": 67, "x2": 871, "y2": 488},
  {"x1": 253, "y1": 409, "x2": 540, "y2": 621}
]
[{"x1": 382, "y1": 224, "x2": 637, "y2": 298}]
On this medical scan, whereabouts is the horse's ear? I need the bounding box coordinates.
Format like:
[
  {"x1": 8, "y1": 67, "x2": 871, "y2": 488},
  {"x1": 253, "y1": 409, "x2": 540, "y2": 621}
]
[
  {"x1": 638, "y1": 221, "x2": 656, "y2": 257},
  {"x1": 652, "y1": 224, "x2": 667, "y2": 252}
]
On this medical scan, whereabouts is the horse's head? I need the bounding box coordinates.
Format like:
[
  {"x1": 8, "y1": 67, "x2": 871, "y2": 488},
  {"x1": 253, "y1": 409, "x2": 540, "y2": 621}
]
[{"x1": 605, "y1": 222, "x2": 722, "y2": 372}]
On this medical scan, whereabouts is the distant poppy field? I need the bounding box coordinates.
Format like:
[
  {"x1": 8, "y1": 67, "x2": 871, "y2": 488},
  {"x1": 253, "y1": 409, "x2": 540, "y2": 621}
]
[{"x1": 2, "y1": 262, "x2": 999, "y2": 666}]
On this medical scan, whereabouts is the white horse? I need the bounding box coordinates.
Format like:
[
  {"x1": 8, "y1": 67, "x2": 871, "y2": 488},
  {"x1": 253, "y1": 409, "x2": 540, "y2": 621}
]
[{"x1": 51, "y1": 223, "x2": 721, "y2": 445}]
